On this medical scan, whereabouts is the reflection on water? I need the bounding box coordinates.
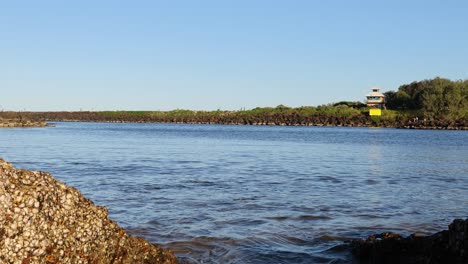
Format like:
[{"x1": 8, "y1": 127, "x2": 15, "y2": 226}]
[
  {"x1": 367, "y1": 143, "x2": 383, "y2": 177},
  {"x1": 1, "y1": 123, "x2": 467, "y2": 263}
]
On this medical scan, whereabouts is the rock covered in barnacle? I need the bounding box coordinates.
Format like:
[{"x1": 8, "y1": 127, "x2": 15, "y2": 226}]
[
  {"x1": 351, "y1": 219, "x2": 468, "y2": 264},
  {"x1": 0, "y1": 159, "x2": 178, "y2": 263}
]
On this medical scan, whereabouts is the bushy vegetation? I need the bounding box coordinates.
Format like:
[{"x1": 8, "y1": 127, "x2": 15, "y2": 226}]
[
  {"x1": 5, "y1": 104, "x2": 379, "y2": 127},
  {"x1": 1, "y1": 77, "x2": 466, "y2": 129},
  {"x1": 384, "y1": 77, "x2": 468, "y2": 121}
]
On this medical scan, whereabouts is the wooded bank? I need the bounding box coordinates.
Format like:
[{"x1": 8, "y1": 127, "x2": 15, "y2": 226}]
[
  {"x1": 1, "y1": 107, "x2": 466, "y2": 130},
  {"x1": 1, "y1": 77, "x2": 466, "y2": 129}
]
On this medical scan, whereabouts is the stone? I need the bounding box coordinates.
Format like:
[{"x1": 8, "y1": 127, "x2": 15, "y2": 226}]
[
  {"x1": 0, "y1": 159, "x2": 178, "y2": 263},
  {"x1": 351, "y1": 219, "x2": 468, "y2": 264}
]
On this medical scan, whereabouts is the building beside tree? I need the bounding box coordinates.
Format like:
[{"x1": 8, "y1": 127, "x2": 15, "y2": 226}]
[{"x1": 366, "y1": 87, "x2": 385, "y2": 116}]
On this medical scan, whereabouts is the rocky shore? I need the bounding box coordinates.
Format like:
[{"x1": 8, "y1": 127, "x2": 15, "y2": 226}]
[
  {"x1": 0, "y1": 159, "x2": 177, "y2": 263},
  {"x1": 0, "y1": 119, "x2": 47, "y2": 128},
  {"x1": 351, "y1": 219, "x2": 468, "y2": 264},
  {"x1": 398, "y1": 119, "x2": 468, "y2": 130},
  {"x1": 2, "y1": 111, "x2": 467, "y2": 130}
]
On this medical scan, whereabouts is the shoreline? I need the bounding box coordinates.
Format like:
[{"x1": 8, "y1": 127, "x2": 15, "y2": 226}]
[
  {"x1": 0, "y1": 115, "x2": 466, "y2": 131},
  {"x1": 351, "y1": 219, "x2": 468, "y2": 263},
  {"x1": 1, "y1": 111, "x2": 467, "y2": 130},
  {"x1": 2, "y1": 118, "x2": 466, "y2": 130},
  {"x1": 0, "y1": 158, "x2": 178, "y2": 263},
  {"x1": 46, "y1": 119, "x2": 468, "y2": 130},
  {"x1": 0, "y1": 119, "x2": 48, "y2": 128},
  {"x1": 0, "y1": 122, "x2": 48, "y2": 128}
]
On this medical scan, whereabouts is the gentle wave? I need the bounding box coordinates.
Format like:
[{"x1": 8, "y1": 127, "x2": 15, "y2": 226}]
[{"x1": 1, "y1": 122, "x2": 467, "y2": 263}]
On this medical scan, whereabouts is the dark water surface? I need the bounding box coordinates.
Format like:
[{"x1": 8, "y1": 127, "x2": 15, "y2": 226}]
[{"x1": 1, "y1": 122, "x2": 467, "y2": 263}]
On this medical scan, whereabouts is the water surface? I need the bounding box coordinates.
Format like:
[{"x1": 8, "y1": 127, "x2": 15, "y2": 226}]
[{"x1": 1, "y1": 123, "x2": 467, "y2": 263}]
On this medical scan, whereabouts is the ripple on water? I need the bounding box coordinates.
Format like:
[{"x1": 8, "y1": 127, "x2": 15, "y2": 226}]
[
  {"x1": 265, "y1": 215, "x2": 332, "y2": 221},
  {"x1": 164, "y1": 235, "x2": 351, "y2": 264},
  {"x1": 1, "y1": 123, "x2": 467, "y2": 264}
]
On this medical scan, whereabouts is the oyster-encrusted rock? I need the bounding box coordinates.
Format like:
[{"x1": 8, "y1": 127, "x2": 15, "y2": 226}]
[{"x1": 0, "y1": 159, "x2": 177, "y2": 263}]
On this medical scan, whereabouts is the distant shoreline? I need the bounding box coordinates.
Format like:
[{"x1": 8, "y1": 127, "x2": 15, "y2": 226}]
[
  {"x1": 1, "y1": 110, "x2": 466, "y2": 130},
  {"x1": 48, "y1": 119, "x2": 468, "y2": 130}
]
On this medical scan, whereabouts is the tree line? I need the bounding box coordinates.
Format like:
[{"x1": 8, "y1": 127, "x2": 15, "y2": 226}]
[
  {"x1": 384, "y1": 77, "x2": 467, "y2": 121},
  {"x1": 1, "y1": 77, "x2": 466, "y2": 129},
  {"x1": 8, "y1": 105, "x2": 385, "y2": 127}
]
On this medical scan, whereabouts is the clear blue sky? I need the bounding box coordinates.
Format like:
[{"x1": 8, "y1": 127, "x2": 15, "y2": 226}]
[{"x1": 1, "y1": 0, "x2": 467, "y2": 111}]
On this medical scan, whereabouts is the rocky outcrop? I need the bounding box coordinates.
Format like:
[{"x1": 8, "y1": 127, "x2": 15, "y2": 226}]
[
  {"x1": 351, "y1": 219, "x2": 468, "y2": 264},
  {"x1": 398, "y1": 119, "x2": 468, "y2": 130},
  {"x1": 0, "y1": 159, "x2": 178, "y2": 263},
  {"x1": 0, "y1": 119, "x2": 47, "y2": 128}
]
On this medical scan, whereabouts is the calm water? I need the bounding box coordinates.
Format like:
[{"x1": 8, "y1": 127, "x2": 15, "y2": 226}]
[{"x1": 1, "y1": 122, "x2": 467, "y2": 263}]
